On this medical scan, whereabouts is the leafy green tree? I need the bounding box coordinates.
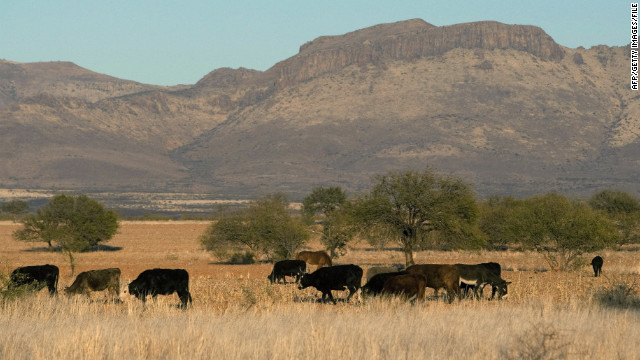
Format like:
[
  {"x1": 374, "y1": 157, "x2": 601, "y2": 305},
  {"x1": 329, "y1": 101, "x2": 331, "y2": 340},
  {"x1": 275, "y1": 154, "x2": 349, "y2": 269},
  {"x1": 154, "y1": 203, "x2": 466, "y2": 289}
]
[
  {"x1": 301, "y1": 186, "x2": 347, "y2": 222},
  {"x1": 588, "y1": 190, "x2": 640, "y2": 246},
  {"x1": 320, "y1": 206, "x2": 357, "y2": 258},
  {"x1": 477, "y1": 196, "x2": 524, "y2": 250},
  {"x1": 13, "y1": 194, "x2": 119, "y2": 276},
  {"x1": 200, "y1": 193, "x2": 309, "y2": 262},
  {"x1": 516, "y1": 193, "x2": 618, "y2": 270},
  {"x1": 1, "y1": 200, "x2": 29, "y2": 222},
  {"x1": 351, "y1": 169, "x2": 481, "y2": 266}
]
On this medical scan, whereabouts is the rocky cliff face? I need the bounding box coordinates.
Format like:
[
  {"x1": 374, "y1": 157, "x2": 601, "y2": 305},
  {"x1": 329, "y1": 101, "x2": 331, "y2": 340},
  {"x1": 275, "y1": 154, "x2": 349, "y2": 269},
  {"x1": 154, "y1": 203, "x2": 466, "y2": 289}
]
[{"x1": 267, "y1": 20, "x2": 565, "y2": 88}]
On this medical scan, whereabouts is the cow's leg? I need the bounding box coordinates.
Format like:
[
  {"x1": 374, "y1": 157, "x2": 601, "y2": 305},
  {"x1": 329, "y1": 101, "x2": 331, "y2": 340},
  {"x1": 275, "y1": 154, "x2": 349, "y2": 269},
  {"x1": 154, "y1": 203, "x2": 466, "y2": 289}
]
[
  {"x1": 47, "y1": 282, "x2": 57, "y2": 296},
  {"x1": 346, "y1": 286, "x2": 356, "y2": 302}
]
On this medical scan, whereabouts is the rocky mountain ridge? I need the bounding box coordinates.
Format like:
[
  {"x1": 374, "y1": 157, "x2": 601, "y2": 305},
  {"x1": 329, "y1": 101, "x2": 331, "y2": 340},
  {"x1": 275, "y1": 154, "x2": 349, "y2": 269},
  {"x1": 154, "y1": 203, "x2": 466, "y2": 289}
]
[{"x1": 0, "y1": 19, "x2": 637, "y2": 200}]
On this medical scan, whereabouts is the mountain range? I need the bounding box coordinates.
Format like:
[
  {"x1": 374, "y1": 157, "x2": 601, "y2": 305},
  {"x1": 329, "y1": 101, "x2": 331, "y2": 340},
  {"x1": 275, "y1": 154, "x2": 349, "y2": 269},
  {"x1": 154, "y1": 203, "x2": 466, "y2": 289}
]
[{"x1": 1, "y1": 19, "x2": 638, "y2": 200}]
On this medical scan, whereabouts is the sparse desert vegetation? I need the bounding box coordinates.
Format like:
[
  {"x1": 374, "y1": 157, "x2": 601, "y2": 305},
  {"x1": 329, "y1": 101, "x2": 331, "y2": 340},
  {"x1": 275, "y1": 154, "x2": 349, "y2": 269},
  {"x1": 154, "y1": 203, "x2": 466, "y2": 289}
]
[{"x1": 1, "y1": 221, "x2": 640, "y2": 359}]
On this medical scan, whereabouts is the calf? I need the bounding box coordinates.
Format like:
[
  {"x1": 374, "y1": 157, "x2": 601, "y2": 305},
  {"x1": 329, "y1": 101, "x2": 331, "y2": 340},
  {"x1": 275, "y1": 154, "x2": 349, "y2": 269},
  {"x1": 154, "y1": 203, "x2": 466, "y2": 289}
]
[
  {"x1": 591, "y1": 256, "x2": 603, "y2": 277},
  {"x1": 382, "y1": 273, "x2": 426, "y2": 300},
  {"x1": 362, "y1": 271, "x2": 407, "y2": 296},
  {"x1": 9, "y1": 264, "x2": 59, "y2": 295},
  {"x1": 456, "y1": 263, "x2": 510, "y2": 300},
  {"x1": 405, "y1": 264, "x2": 460, "y2": 303},
  {"x1": 65, "y1": 268, "x2": 121, "y2": 299},
  {"x1": 298, "y1": 264, "x2": 363, "y2": 304},
  {"x1": 295, "y1": 250, "x2": 332, "y2": 269},
  {"x1": 128, "y1": 268, "x2": 192, "y2": 309},
  {"x1": 268, "y1": 260, "x2": 306, "y2": 284}
]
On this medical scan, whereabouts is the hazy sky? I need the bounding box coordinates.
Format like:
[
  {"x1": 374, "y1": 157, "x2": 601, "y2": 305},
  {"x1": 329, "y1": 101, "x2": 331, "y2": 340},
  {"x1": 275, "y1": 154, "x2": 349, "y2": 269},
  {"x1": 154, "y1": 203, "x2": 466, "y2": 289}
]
[{"x1": 0, "y1": 1, "x2": 630, "y2": 86}]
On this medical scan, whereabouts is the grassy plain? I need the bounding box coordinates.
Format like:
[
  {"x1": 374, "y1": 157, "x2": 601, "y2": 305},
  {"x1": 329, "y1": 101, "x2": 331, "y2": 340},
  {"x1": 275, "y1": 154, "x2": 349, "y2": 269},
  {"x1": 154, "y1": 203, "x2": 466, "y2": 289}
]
[{"x1": 1, "y1": 221, "x2": 640, "y2": 359}]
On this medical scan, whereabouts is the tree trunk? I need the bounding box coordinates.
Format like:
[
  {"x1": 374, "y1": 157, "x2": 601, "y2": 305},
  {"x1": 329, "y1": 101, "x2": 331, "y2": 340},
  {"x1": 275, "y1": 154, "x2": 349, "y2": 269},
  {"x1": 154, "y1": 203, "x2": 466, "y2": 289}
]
[
  {"x1": 403, "y1": 242, "x2": 415, "y2": 267},
  {"x1": 66, "y1": 250, "x2": 76, "y2": 277}
]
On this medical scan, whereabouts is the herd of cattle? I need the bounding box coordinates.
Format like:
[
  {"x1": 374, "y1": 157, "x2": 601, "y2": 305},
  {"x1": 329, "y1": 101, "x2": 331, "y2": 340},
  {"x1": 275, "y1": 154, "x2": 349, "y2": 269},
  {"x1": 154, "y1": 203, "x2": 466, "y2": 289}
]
[{"x1": 5, "y1": 251, "x2": 605, "y2": 307}]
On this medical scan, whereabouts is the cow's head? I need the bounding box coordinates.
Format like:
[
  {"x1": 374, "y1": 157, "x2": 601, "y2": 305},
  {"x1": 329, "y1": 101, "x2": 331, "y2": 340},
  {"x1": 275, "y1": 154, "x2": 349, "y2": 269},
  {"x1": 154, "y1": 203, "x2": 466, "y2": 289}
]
[
  {"x1": 127, "y1": 282, "x2": 143, "y2": 299},
  {"x1": 298, "y1": 274, "x2": 312, "y2": 290},
  {"x1": 495, "y1": 280, "x2": 511, "y2": 300},
  {"x1": 267, "y1": 272, "x2": 276, "y2": 284}
]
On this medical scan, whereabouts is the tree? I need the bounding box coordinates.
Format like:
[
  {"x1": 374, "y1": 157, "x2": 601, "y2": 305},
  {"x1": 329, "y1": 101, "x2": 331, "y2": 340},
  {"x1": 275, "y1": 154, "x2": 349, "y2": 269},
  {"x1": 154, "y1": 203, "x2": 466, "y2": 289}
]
[
  {"x1": 477, "y1": 196, "x2": 524, "y2": 250},
  {"x1": 302, "y1": 186, "x2": 347, "y2": 221},
  {"x1": 302, "y1": 186, "x2": 354, "y2": 257},
  {"x1": 200, "y1": 193, "x2": 309, "y2": 262},
  {"x1": 516, "y1": 193, "x2": 618, "y2": 270},
  {"x1": 320, "y1": 206, "x2": 357, "y2": 258},
  {"x1": 588, "y1": 190, "x2": 640, "y2": 246},
  {"x1": 1, "y1": 200, "x2": 29, "y2": 222},
  {"x1": 13, "y1": 194, "x2": 119, "y2": 276},
  {"x1": 351, "y1": 169, "x2": 480, "y2": 266}
]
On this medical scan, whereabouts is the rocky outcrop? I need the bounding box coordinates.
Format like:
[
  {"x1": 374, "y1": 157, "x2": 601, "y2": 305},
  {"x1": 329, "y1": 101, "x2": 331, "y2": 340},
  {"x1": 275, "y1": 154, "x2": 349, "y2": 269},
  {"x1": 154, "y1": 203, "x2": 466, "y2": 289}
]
[{"x1": 266, "y1": 20, "x2": 565, "y2": 88}]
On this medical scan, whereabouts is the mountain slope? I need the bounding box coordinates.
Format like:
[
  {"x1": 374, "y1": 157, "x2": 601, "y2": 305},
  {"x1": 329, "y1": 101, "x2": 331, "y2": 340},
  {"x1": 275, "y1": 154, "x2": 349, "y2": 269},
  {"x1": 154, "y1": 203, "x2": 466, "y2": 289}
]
[{"x1": 0, "y1": 19, "x2": 637, "y2": 199}]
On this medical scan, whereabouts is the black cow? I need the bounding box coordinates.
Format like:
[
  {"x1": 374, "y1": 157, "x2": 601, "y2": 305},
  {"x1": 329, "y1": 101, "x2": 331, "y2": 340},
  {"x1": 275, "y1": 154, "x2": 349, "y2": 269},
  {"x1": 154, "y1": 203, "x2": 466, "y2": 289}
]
[
  {"x1": 298, "y1": 264, "x2": 363, "y2": 304},
  {"x1": 458, "y1": 262, "x2": 502, "y2": 299},
  {"x1": 591, "y1": 256, "x2": 603, "y2": 277},
  {"x1": 9, "y1": 264, "x2": 59, "y2": 295},
  {"x1": 128, "y1": 268, "x2": 192, "y2": 309},
  {"x1": 65, "y1": 268, "x2": 121, "y2": 299},
  {"x1": 268, "y1": 260, "x2": 306, "y2": 284},
  {"x1": 362, "y1": 271, "x2": 408, "y2": 296},
  {"x1": 456, "y1": 263, "x2": 509, "y2": 300}
]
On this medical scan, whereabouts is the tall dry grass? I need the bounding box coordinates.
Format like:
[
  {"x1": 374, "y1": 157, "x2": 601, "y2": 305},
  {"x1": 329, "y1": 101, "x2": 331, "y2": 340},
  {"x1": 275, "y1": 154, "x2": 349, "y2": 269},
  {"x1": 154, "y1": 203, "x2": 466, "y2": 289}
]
[{"x1": 1, "y1": 276, "x2": 640, "y2": 359}]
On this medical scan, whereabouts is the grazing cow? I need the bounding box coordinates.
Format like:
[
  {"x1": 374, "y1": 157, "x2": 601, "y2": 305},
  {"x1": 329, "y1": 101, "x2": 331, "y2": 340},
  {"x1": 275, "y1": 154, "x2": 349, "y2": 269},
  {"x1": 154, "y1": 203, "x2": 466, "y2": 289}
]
[
  {"x1": 295, "y1": 250, "x2": 332, "y2": 269},
  {"x1": 382, "y1": 273, "x2": 427, "y2": 300},
  {"x1": 405, "y1": 264, "x2": 460, "y2": 303},
  {"x1": 65, "y1": 268, "x2": 121, "y2": 299},
  {"x1": 298, "y1": 264, "x2": 363, "y2": 304},
  {"x1": 366, "y1": 266, "x2": 403, "y2": 282},
  {"x1": 9, "y1": 264, "x2": 59, "y2": 295},
  {"x1": 591, "y1": 256, "x2": 603, "y2": 277},
  {"x1": 362, "y1": 271, "x2": 408, "y2": 296},
  {"x1": 456, "y1": 262, "x2": 502, "y2": 298},
  {"x1": 128, "y1": 268, "x2": 192, "y2": 309},
  {"x1": 456, "y1": 263, "x2": 510, "y2": 300},
  {"x1": 268, "y1": 260, "x2": 306, "y2": 284}
]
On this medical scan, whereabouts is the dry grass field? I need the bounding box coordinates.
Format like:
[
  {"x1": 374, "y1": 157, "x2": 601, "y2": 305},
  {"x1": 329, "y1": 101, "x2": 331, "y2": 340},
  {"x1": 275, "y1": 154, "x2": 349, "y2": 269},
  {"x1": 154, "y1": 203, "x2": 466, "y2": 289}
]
[{"x1": 1, "y1": 221, "x2": 640, "y2": 359}]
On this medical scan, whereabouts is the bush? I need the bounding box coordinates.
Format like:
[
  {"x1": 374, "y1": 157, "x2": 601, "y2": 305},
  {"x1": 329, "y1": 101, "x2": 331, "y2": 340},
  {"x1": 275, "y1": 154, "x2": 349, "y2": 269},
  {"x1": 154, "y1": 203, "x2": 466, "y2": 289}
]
[
  {"x1": 228, "y1": 251, "x2": 255, "y2": 264},
  {"x1": 593, "y1": 281, "x2": 640, "y2": 308}
]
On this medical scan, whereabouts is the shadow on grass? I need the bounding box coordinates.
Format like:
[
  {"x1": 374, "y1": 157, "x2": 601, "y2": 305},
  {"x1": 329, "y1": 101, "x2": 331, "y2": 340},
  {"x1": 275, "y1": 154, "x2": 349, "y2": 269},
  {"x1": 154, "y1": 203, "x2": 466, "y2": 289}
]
[{"x1": 22, "y1": 244, "x2": 123, "y2": 253}]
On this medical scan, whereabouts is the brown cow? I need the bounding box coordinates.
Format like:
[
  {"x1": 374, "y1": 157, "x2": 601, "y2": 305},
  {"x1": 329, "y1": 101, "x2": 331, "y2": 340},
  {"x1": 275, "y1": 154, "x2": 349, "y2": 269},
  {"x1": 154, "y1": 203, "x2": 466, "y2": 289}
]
[
  {"x1": 295, "y1": 250, "x2": 332, "y2": 269},
  {"x1": 382, "y1": 273, "x2": 426, "y2": 300},
  {"x1": 65, "y1": 268, "x2": 121, "y2": 299},
  {"x1": 405, "y1": 264, "x2": 460, "y2": 303}
]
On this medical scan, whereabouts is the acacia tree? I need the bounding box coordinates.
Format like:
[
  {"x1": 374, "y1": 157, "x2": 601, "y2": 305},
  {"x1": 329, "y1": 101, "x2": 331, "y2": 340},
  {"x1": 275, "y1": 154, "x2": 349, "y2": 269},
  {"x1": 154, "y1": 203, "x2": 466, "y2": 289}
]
[
  {"x1": 516, "y1": 193, "x2": 618, "y2": 270},
  {"x1": 588, "y1": 189, "x2": 640, "y2": 246},
  {"x1": 351, "y1": 169, "x2": 480, "y2": 266},
  {"x1": 13, "y1": 194, "x2": 119, "y2": 276},
  {"x1": 302, "y1": 186, "x2": 354, "y2": 258},
  {"x1": 302, "y1": 186, "x2": 347, "y2": 221},
  {"x1": 200, "y1": 193, "x2": 309, "y2": 262}
]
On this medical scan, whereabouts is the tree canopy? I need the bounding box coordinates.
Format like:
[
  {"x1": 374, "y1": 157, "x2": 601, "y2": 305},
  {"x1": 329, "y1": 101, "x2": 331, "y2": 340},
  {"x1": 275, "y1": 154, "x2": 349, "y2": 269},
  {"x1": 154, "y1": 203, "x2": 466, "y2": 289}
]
[
  {"x1": 351, "y1": 169, "x2": 481, "y2": 266},
  {"x1": 589, "y1": 189, "x2": 640, "y2": 246},
  {"x1": 515, "y1": 193, "x2": 618, "y2": 270},
  {"x1": 13, "y1": 194, "x2": 119, "y2": 275},
  {"x1": 200, "y1": 193, "x2": 309, "y2": 262}
]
